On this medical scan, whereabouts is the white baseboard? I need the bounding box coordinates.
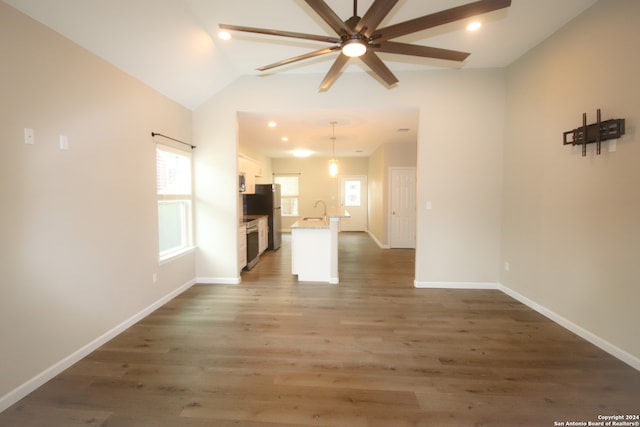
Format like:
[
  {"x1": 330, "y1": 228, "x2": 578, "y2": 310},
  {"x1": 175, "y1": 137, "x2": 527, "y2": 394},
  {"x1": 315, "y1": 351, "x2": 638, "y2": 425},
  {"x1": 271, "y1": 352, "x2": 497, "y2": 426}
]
[
  {"x1": 414, "y1": 281, "x2": 500, "y2": 289},
  {"x1": 498, "y1": 283, "x2": 640, "y2": 371},
  {"x1": 412, "y1": 280, "x2": 640, "y2": 371},
  {"x1": 3, "y1": 277, "x2": 636, "y2": 414},
  {"x1": 0, "y1": 278, "x2": 197, "y2": 413},
  {"x1": 367, "y1": 231, "x2": 390, "y2": 249},
  {"x1": 196, "y1": 276, "x2": 240, "y2": 285}
]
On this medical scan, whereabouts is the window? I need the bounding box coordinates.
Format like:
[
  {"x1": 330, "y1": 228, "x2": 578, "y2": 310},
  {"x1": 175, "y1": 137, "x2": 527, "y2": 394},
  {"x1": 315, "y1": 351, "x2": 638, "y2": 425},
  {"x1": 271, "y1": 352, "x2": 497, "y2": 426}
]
[
  {"x1": 343, "y1": 179, "x2": 361, "y2": 207},
  {"x1": 274, "y1": 175, "x2": 299, "y2": 216},
  {"x1": 156, "y1": 145, "x2": 193, "y2": 260}
]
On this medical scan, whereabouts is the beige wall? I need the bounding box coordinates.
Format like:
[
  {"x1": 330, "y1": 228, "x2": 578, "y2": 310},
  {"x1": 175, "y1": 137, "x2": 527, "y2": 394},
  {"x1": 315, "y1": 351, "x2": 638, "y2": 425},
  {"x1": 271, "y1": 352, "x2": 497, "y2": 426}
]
[
  {"x1": 4, "y1": 0, "x2": 637, "y2": 410},
  {"x1": 0, "y1": 3, "x2": 194, "y2": 403},
  {"x1": 194, "y1": 68, "x2": 505, "y2": 286},
  {"x1": 4, "y1": 0, "x2": 638, "y2": 412},
  {"x1": 414, "y1": 71, "x2": 505, "y2": 283},
  {"x1": 271, "y1": 156, "x2": 369, "y2": 230},
  {"x1": 368, "y1": 141, "x2": 418, "y2": 246},
  {"x1": 368, "y1": 146, "x2": 386, "y2": 244},
  {"x1": 241, "y1": 132, "x2": 416, "y2": 241},
  {"x1": 502, "y1": 0, "x2": 640, "y2": 361}
]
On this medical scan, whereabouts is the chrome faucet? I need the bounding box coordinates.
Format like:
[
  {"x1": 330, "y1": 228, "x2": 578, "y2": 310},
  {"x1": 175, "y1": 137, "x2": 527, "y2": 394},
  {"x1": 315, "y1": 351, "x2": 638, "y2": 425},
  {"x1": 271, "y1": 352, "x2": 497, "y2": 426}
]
[{"x1": 314, "y1": 200, "x2": 327, "y2": 220}]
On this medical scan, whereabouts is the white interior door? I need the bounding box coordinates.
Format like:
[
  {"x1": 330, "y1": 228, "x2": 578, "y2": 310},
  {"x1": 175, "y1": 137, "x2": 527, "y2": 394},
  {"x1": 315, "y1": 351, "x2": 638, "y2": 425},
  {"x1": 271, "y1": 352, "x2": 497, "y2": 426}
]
[
  {"x1": 339, "y1": 175, "x2": 367, "y2": 231},
  {"x1": 389, "y1": 167, "x2": 416, "y2": 248}
]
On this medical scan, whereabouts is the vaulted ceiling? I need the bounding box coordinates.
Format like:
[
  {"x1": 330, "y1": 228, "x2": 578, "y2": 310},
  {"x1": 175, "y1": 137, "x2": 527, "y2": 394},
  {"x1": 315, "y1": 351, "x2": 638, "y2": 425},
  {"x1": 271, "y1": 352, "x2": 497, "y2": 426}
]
[{"x1": 5, "y1": 0, "x2": 597, "y2": 157}]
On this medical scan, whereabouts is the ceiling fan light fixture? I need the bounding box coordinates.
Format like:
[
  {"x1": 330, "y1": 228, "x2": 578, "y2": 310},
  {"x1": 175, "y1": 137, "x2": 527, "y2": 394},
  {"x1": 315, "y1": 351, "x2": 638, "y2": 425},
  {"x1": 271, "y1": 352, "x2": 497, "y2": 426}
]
[
  {"x1": 223, "y1": 0, "x2": 512, "y2": 90},
  {"x1": 341, "y1": 38, "x2": 367, "y2": 57}
]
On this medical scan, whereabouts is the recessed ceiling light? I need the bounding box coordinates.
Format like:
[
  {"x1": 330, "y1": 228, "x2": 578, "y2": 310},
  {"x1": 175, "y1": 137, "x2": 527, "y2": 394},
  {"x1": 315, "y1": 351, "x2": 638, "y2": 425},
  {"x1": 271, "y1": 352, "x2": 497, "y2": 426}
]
[
  {"x1": 267, "y1": 121, "x2": 277, "y2": 128},
  {"x1": 281, "y1": 137, "x2": 289, "y2": 142},
  {"x1": 466, "y1": 21, "x2": 481, "y2": 31},
  {"x1": 218, "y1": 31, "x2": 231, "y2": 40},
  {"x1": 291, "y1": 149, "x2": 312, "y2": 157}
]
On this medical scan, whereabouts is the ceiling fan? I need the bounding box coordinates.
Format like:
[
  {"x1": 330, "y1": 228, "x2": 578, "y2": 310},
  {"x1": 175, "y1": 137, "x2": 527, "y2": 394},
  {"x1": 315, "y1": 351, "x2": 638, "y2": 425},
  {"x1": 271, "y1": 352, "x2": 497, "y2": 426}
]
[{"x1": 219, "y1": 0, "x2": 511, "y2": 91}]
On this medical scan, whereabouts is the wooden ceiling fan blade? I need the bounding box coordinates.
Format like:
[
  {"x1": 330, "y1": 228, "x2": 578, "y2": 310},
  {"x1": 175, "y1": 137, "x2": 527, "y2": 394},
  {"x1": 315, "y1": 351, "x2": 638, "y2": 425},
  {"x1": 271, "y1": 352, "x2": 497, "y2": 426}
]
[
  {"x1": 356, "y1": 0, "x2": 399, "y2": 37},
  {"x1": 219, "y1": 24, "x2": 340, "y2": 44},
  {"x1": 360, "y1": 52, "x2": 399, "y2": 86},
  {"x1": 374, "y1": 0, "x2": 511, "y2": 42},
  {"x1": 304, "y1": 0, "x2": 353, "y2": 36},
  {"x1": 374, "y1": 41, "x2": 470, "y2": 62},
  {"x1": 319, "y1": 54, "x2": 349, "y2": 91},
  {"x1": 257, "y1": 46, "x2": 341, "y2": 71}
]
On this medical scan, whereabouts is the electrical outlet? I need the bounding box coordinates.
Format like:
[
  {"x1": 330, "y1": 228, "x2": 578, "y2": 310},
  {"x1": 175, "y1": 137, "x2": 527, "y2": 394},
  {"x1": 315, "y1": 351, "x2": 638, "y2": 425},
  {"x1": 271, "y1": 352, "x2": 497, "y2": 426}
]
[
  {"x1": 504, "y1": 261, "x2": 510, "y2": 271},
  {"x1": 152, "y1": 273, "x2": 158, "y2": 284}
]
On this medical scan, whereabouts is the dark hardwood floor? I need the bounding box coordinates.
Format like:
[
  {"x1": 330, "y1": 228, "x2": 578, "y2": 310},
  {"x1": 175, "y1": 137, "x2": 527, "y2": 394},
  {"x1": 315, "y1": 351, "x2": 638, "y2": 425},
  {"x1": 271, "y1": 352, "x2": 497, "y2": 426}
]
[{"x1": 1, "y1": 232, "x2": 638, "y2": 426}]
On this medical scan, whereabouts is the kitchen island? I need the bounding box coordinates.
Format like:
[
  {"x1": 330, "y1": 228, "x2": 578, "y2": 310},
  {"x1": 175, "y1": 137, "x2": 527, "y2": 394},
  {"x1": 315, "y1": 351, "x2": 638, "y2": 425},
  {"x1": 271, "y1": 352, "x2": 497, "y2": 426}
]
[{"x1": 290, "y1": 210, "x2": 348, "y2": 284}]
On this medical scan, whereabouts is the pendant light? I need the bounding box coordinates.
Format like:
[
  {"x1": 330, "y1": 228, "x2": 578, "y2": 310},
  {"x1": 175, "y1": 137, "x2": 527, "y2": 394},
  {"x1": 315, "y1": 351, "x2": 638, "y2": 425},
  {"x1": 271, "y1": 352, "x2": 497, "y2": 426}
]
[{"x1": 329, "y1": 121, "x2": 338, "y2": 177}]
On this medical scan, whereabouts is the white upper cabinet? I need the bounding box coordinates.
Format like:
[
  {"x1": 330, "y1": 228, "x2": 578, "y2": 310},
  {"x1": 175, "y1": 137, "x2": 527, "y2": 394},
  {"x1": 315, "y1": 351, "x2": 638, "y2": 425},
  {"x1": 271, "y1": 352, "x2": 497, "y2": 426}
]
[{"x1": 238, "y1": 155, "x2": 262, "y2": 194}]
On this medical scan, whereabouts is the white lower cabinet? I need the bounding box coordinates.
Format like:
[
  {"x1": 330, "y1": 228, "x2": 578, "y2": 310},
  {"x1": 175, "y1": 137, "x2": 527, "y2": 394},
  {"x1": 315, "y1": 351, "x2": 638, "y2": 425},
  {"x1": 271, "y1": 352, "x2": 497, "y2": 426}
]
[
  {"x1": 238, "y1": 225, "x2": 247, "y2": 272},
  {"x1": 258, "y1": 217, "x2": 268, "y2": 254}
]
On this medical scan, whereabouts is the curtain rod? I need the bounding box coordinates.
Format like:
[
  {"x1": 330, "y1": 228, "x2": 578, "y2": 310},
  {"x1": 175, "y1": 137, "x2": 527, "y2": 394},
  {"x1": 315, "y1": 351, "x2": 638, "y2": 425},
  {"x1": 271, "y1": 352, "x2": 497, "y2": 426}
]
[{"x1": 151, "y1": 132, "x2": 195, "y2": 149}]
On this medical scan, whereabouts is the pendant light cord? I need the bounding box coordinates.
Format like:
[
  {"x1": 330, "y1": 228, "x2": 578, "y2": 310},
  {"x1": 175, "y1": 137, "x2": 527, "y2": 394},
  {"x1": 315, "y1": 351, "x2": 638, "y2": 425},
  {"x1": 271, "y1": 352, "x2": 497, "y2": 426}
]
[{"x1": 330, "y1": 121, "x2": 337, "y2": 157}]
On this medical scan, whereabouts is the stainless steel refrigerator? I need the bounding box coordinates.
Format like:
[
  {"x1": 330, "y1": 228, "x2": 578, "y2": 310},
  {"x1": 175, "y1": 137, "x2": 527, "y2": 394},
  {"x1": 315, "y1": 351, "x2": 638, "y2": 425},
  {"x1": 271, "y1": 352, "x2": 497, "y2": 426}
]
[{"x1": 244, "y1": 184, "x2": 281, "y2": 251}]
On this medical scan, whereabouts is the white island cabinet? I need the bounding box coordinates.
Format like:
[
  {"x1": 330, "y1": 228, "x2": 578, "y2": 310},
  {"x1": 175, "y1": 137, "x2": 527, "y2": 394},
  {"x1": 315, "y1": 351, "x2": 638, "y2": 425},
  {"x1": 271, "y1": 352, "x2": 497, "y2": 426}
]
[{"x1": 290, "y1": 210, "x2": 348, "y2": 284}]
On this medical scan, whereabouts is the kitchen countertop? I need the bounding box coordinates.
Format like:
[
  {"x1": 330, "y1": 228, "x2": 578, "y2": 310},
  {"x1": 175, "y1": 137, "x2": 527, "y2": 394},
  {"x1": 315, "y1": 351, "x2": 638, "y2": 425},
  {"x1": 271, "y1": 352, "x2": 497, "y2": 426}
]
[
  {"x1": 291, "y1": 219, "x2": 330, "y2": 229},
  {"x1": 290, "y1": 209, "x2": 350, "y2": 229},
  {"x1": 239, "y1": 214, "x2": 267, "y2": 227}
]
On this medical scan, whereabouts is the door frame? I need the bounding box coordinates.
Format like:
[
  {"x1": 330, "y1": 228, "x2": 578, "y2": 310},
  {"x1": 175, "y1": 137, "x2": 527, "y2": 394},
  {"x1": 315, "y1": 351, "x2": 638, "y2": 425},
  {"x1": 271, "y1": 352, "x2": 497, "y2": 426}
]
[
  {"x1": 388, "y1": 166, "x2": 416, "y2": 248},
  {"x1": 339, "y1": 174, "x2": 368, "y2": 232}
]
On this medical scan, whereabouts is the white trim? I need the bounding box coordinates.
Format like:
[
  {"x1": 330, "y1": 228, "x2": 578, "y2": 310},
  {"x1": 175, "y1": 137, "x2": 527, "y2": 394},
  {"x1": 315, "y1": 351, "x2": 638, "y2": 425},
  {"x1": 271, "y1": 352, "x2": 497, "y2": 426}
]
[
  {"x1": 367, "y1": 231, "x2": 390, "y2": 249},
  {"x1": 414, "y1": 281, "x2": 500, "y2": 289},
  {"x1": 498, "y1": 283, "x2": 640, "y2": 372},
  {"x1": 158, "y1": 245, "x2": 196, "y2": 265},
  {"x1": 338, "y1": 174, "x2": 368, "y2": 232},
  {"x1": 4, "y1": 277, "x2": 636, "y2": 414},
  {"x1": 412, "y1": 280, "x2": 640, "y2": 371},
  {"x1": 388, "y1": 166, "x2": 417, "y2": 249},
  {"x1": 196, "y1": 277, "x2": 241, "y2": 285},
  {"x1": 0, "y1": 278, "x2": 197, "y2": 413},
  {"x1": 155, "y1": 140, "x2": 193, "y2": 155}
]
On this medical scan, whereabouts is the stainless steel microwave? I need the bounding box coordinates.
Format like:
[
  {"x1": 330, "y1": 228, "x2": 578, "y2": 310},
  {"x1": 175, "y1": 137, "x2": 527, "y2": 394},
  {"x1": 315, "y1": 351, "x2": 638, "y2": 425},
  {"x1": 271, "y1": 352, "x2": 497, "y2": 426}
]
[{"x1": 239, "y1": 173, "x2": 246, "y2": 192}]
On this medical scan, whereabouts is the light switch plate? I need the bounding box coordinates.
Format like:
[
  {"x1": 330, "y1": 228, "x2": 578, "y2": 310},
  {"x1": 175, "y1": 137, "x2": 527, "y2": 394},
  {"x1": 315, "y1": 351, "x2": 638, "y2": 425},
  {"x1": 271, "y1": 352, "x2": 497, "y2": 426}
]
[
  {"x1": 59, "y1": 135, "x2": 69, "y2": 150},
  {"x1": 24, "y1": 128, "x2": 34, "y2": 144}
]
